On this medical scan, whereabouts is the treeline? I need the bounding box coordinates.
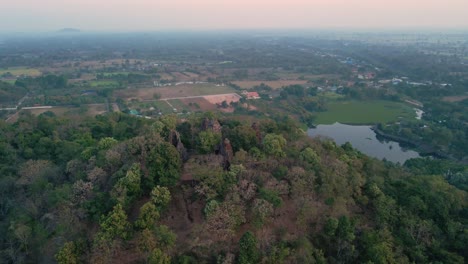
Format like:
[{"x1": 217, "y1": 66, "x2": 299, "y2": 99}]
[
  {"x1": 15, "y1": 75, "x2": 68, "y2": 90},
  {"x1": 0, "y1": 112, "x2": 466, "y2": 263},
  {"x1": 379, "y1": 98, "x2": 468, "y2": 160},
  {"x1": 0, "y1": 81, "x2": 28, "y2": 106},
  {"x1": 96, "y1": 72, "x2": 153, "y2": 85}
]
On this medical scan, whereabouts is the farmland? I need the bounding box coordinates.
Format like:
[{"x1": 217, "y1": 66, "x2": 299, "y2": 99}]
[
  {"x1": 442, "y1": 95, "x2": 468, "y2": 102},
  {"x1": 89, "y1": 80, "x2": 120, "y2": 87},
  {"x1": 315, "y1": 100, "x2": 416, "y2": 125},
  {"x1": 114, "y1": 83, "x2": 235, "y2": 101},
  {"x1": 0, "y1": 67, "x2": 41, "y2": 77},
  {"x1": 232, "y1": 80, "x2": 308, "y2": 89}
]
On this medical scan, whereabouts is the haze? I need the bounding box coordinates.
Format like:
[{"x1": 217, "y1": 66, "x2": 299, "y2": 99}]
[{"x1": 2, "y1": 0, "x2": 468, "y2": 32}]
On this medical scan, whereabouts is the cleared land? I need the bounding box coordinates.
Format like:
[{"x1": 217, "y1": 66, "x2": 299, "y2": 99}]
[
  {"x1": 315, "y1": 100, "x2": 415, "y2": 125},
  {"x1": 442, "y1": 95, "x2": 468, "y2": 102},
  {"x1": 86, "y1": 104, "x2": 108, "y2": 116},
  {"x1": 167, "y1": 99, "x2": 191, "y2": 112},
  {"x1": 0, "y1": 67, "x2": 41, "y2": 77},
  {"x1": 232, "y1": 80, "x2": 308, "y2": 89},
  {"x1": 24, "y1": 107, "x2": 72, "y2": 117},
  {"x1": 115, "y1": 84, "x2": 235, "y2": 101},
  {"x1": 180, "y1": 97, "x2": 217, "y2": 111},
  {"x1": 89, "y1": 80, "x2": 120, "y2": 87}
]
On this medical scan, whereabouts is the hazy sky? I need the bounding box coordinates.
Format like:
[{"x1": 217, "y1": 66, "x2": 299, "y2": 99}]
[{"x1": 2, "y1": 0, "x2": 468, "y2": 32}]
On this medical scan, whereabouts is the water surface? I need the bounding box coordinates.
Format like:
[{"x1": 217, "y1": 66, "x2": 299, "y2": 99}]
[{"x1": 308, "y1": 123, "x2": 420, "y2": 163}]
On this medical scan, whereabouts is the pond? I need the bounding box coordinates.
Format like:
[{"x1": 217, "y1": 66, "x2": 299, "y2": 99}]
[{"x1": 308, "y1": 123, "x2": 421, "y2": 164}]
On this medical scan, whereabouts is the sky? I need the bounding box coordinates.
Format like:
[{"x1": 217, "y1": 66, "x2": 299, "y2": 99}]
[{"x1": 2, "y1": 0, "x2": 468, "y2": 32}]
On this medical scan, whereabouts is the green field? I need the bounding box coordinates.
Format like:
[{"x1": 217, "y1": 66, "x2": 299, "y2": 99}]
[
  {"x1": 315, "y1": 100, "x2": 415, "y2": 125},
  {"x1": 1, "y1": 79, "x2": 17, "y2": 84},
  {"x1": 168, "y1": 99, "x2": 191, "y2": 113},
  {"x1": 101, "y1": 72, "x2": 131, "y2": 77},
  {"x1": 89, "y1": 80, "x2": 120, "y2": 87},
  {"x1": 318, "y1": 92, "x2": 345, "y2": 100},
  {"x1": 0, "y1": 67, "x2": 41, "y2": 77},
  {"x1": 153, "y1": 101, "x2": 174, "y2": 114}
]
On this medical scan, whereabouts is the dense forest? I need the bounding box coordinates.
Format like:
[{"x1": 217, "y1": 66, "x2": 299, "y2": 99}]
[{"x1": 0, "y1": 111, "x2": 466, "y2": 263}]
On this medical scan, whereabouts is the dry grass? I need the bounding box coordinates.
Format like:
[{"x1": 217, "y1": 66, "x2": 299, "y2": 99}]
[
  {"x1": 232, "y1": 80, "x2": 308, "y2": 89},
  {"x1": 180, "y1": 97, "x2": 217, "y2": 111},
  {"x1": 115, "y1": 84, "x2": 235, "y2": 101},
  {"x1": 442, "y1": 95, "x2": 468, "y2": 102},
  {"x1": 86, "y1": 104, "x2": 107, "y2": 116},
  {"x1": 203, "y1": 93, "x2": 241, "y2": 104}
]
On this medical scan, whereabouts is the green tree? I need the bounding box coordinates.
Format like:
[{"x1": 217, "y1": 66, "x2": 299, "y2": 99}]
[
  {"x1": 97, "y1": 137, "x2": 118, "y2": 150},
  {"x1": 98, "y1": 203, "x2": 130, "y2": 241},
  {"x1": 238, "y1": 231, "x2": 259, "y2": 264},
  {"x1": 55, "y1": 242, "x2": 79, "y2": 264},
  {"x1": 148, "y1": 248, "x2": 171, "y2": 264},
  {"x1": 154, "y1": 225, "x2": 177, "y2": 250},
  {"x1": 111, "y1": 163, "x2": 142, "y2": 206},
  {"x1": 263, "y1": 134, "x2": 286, "y2": 158},
  {"x1": 196, "y1": 131, "x2": 221, "y2": 154},
  {"x1": 300, "y1": 147, "x2": 321, "y2": 166},
  {"x1": 135, "y1": 202, "x2": 160, "y2": 230},
  {"x1": 150, "y1": 185, "x2": 171, "y2": 209},
  {"x1": 147, "y1": 142, "x2": 181, "y2": 188}
]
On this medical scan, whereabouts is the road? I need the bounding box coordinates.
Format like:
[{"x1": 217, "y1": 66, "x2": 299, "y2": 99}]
[{"x1": 0, "y1": 92, "x2": 29, "y2": 111}]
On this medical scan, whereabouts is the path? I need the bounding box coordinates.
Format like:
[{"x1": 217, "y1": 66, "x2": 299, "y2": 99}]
[{"x1": 141, "y1": 93, "x2": 241, "y2": 102}]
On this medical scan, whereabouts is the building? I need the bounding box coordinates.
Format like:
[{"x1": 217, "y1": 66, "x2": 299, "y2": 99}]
[{"x1": 242, "y1": 91, "x2": 260, "y2": 100}]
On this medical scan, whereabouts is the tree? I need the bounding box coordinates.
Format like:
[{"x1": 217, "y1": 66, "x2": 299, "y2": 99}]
[
  {"x1": 147, "y1": 142, "x2": 181, "y2": 188},
  {"x1": 111, "y1": 163, "x2": 142, "y2": 206},
  {"x1": 150, "y1": 186, "x2": 171, "y2": 209},
  {"x1": 238, "y1": 231, "x2": 259, "y2": 264},
  {"x1": 154, "y1": 225, "x2": 176, "y2": 250},
  {"x1": 300, "y1": 147, "x2": 321, "y2": 166},
  {"x1": 263, "y1": 134, "x2": 286, "y2": 158},
  {"x1": 135, "y1": 202, "x2": 160, "y2": 230},
  {"x1": 98, "y1": 203, "x2": 130, "y2": 241},
  {"x1": 55, "y1": 242, "x2": 79, "y2": 264},
  {"x1": 196, "y1": 131, "x2": 221, "y2": 154},
  {"x1": 97, "y1": 137, "x2": 118, "y2": 150},
  {"x1": 148, "y1": 248, "x2": 171, "y2": 264}
]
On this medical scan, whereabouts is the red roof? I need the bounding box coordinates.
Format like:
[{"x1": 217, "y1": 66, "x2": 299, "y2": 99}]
[{"x1": 247, "y1": 92, "x2": 260, "y2": 98}]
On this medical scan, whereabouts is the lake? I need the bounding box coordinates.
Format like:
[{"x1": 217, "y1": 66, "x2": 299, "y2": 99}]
[{"x1": 308, "y1": 123, "x2": 421, "y2": 163}]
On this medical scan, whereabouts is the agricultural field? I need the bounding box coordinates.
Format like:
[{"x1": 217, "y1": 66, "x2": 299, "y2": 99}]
[
  {"x1": 0, "y1": 67, "x2": 41, "y2": 77},
  {"x1": 152, "y1": 101, "x2": 174, "y2": 114},
  {"x1": 318, "y1": 92, "x2": 346, "y2": 100},
  {"x1": 23, "y1": 107, "x2": 74, "y2": 117},
  {"x1": 114, "y1": 83, "x2": 235, "y2": 101},
  {"x1": 180, "y1": 97, "x2": 217, "y2": 112},
  {"x1": 89, "y1": 80, "x2": 120, "y2": 87},
  {"x1": 232, "y1": 80, "x2": 308, "y2": 89},
  {"x1": 101, "y1": 72, "x2": 131, "y2": 77},
  {"x1": 1, "y1": 79, "x2": 17, "y2": 84},
  {"x1": 276, "y1": 73, "x2": 341, "y2": 81},
  {"x1": 171, "y1": 72, "x2": 196, "y2": 82},
  {"x1": 183, "y1": 72, "x2": 199, "y2": 78},
  {"x1": 442, "y1": 95, "x2": 468, "y2": 102},
  {"x1": 85, "y1": 104, "x2": 108, "y2": 116},
  {"x1": 159, "y1": 73, "x2": 174, "y2": 80},
  {"x1": 167, "y1": 99, "x2": 191, "y2": 113},
  {"x1": 315, "y1": 100, "x2": 416, "y2": 125}
]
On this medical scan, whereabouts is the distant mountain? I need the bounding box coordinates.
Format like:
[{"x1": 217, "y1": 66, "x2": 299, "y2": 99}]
[{"x1": 57, "y1": 28, "x2": 81, "y2": 33}]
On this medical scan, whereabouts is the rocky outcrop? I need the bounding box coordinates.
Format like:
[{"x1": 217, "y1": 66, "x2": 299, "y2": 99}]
[
  {"x1": 169, "y1": 130, "x2": 188, "y2": 161},
  {"x1": 251, "y1": 122, "x2": 262, "y2": 144},
  {"x1": 201, "y1": 118, "x2": 222, "y2": 133},
  {"x1": 219, "y1": 138, "x2": 233, "y2": 171}
]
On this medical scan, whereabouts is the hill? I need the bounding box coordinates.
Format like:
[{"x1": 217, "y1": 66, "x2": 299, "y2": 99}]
[{"x1": 0, "y1": 112, "x2": 466, "y2": 263}]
